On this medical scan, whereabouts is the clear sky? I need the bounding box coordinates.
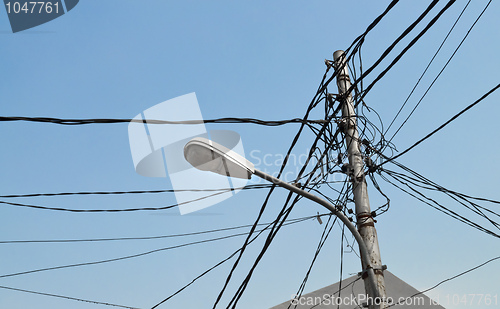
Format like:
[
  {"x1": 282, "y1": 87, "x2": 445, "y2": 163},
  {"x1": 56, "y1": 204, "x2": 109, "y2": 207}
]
[{"x1": 0, "y1": 1, "x2": 499, "y2": 309}]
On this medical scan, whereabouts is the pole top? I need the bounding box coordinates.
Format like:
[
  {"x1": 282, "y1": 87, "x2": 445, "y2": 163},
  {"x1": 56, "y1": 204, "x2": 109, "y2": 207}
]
[{"x1": 333, "y1": 50, "x2": 346, "y2": 61}]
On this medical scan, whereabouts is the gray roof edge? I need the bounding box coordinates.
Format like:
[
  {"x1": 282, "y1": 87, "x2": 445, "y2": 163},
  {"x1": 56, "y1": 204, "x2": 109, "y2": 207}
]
[{"x1": 270, "y1": 271, "x2": 446, "y2": 309}]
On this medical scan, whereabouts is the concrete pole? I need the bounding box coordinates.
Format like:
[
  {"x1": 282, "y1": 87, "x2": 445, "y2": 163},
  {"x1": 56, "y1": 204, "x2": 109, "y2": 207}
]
[{"x1": 333, "y1": 50, "x2": 387, "y2": 308}]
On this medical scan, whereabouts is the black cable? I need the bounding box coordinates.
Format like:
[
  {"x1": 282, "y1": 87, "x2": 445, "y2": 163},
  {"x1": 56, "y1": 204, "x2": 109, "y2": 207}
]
[
  {"x1": 385, "y1": 0, "x2": 491, "y2": 146},
  {"x1": 384, "y1": 0, "x2": 471, "y2": 135},
  {"x1": 382, "y1": 82, "x2": 500, "y2": 165},
  {"x1": 380, "y1": 169, "x2": 500, "y2": 238},
  {"x1": 386, "y1": 256, "x2": 500, "y2": 308},
  {"x1": 0, "y1": 116, "x2": 327, "y2": 127},
  {"x1": 348, "y1": 0, "x2": 441, "y2": 102},
  {"x1": 154, "y1": 3, "x2": 416, "y2": 305},
  {"x1": 149, "y1": 212, "x2": 315, "y2": 308},
  {"x1": 0, "y1": 215, "x2": 316, "y2": 279},
  {"x1": 0, "y1": 190, "x2": 231, "y2": 212},
  {"x1": 369, "y1": 174, "x2": 390, "y2": 216},
  {"x1": 211, "y1": 68, "x2": 338, "y2": 309},
  {"x1": 343, "y1": 0, "x2": 400, "y2": 58},
  {"x1": 288, "y1": 215, "x2": 338, "y2": 309},
  {"x1": 384, "y1": 167, "x2": 500, "y2": 223},
  {"x1": 364, "y1": 149, "x2": 499, "y2": 233},
  {"x1": 0, "y1": 214, "x2": 328, "y2": 244},
  {"x1": 225, "y1": 91, "x2": 342, "y2": 309},
  {"x1": 221, "y1": 191, "x2": 297, "y2": 308},
  {"x1": 225, "y1": 117, "x2": 346, "y2": 308},
  {"x1": 227, "y1": 76, "x2": 360, "y2": 308},
  {"x1": 0, "y1": 285, "x2": 141, "y2": 309},
  {"x1": 358, "y1": 0, "x2": 457, "y2": 102},
  {"x1": 277, "y1": 32, "x2": 391, "y2": 308},
  {"x1": 0, "y1": 184, "x2": 272, "y2": 199},
  {"x1": 308, "y1": 277, "x2": 363, "y2": 309}
]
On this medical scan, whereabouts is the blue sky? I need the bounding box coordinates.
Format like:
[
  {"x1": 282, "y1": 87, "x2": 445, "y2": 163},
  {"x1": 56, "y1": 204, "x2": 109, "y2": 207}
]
[{"x1": 0, "y1": 1, "x2": 499, "y2": 308}]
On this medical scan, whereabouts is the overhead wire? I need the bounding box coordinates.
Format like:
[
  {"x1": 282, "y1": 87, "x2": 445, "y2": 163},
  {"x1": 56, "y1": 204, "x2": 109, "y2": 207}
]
[
  {"x1": 0, "y1": 184, "x2": 273, "y2": 199},
  {"x1": 356, "y1": 0, "x2": 457, "y2": 103},
  {"x1": 343, "y1": 0, "x2": 401, "y2": 59},
  {"x1": 3, "y1": 184, "x2": 340, "y2": 214},
  {"x1": 0, "y1": 285, "x2": 141, "y2": 309},
  {"x1": 215, "y1": 1, "x2": 500, "y2": 307},
  {"x1": 385, "y1": 256, "x2": 500, "y2": 308},
  {"x1": 383, "y1": 0, "x2": 492, "y2": 149},
  {"x1": 346, "y1": 0, "x2": 442, "y2": 103},
  {"x1": 0, "y1": 116, "x2": 327, "y2": 127},
  {"x1": 288, "y1": 215, "x2": 338, "y2": 309},
  {"x1": 0, "y1": 190, "x2": 229, "y2": 212},
  {"x1": 307, "y1": 277, "x2": 363, "y2": 309},
  {"x1": 337, "y1": 223, "x2": 346, "y2": 309},
  {"x1": 0, "y1": 1, "x2": 497, "y2": 308},
  {"x1": 381, "y1": 82, "x2": 500, "y2": 165},
  {"x1": 383, "y1": 0, "x2": 473, "y2": 137},
  {"x1": 0, "y1": 214, "x2": 330, "y2": 244},
  {"x1": 0, "y1": 214, "x2": 318, "y2": 280},
  {"x1": 384, "y1": 168, "x2": 500, "y2": 222},
  {"x1": 379, "y1": 167, "x2": 500, "y2": 238},
  {"x1": 223, "y1": 97, "x2": 349, "y2": 308},
  {"x1": 209, "y1": 54, "x2": 347, "y2": 309},
  {"x1": 270, "y1": 7, "x2": 425, "y2": 304},
  {"x1": 218, "y1": 7, "x2": 412, "y2": 301},
  {"x1": 5, "y1": 1, "x2": 480, "y2": 306},
  {"x1": 149, "y1": 211, "x2": 320, "y2": 308}
]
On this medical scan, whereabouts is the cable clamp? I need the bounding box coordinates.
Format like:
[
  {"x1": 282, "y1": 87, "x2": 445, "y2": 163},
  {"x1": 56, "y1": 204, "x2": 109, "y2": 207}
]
[{"x1": 358, "y1": 265, "x2": 387, "y2": 278}]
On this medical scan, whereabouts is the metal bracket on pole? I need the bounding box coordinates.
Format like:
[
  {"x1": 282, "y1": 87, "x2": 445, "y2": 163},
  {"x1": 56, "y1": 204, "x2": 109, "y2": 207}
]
[{"x1": 359, "y1": 265, "x2": 387, "y2": 277}]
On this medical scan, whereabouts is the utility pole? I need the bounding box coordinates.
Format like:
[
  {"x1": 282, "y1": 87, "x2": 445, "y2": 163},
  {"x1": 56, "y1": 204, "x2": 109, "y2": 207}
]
[{"x1": 333, "y1": 50, "x2": 387, "y2": 308}]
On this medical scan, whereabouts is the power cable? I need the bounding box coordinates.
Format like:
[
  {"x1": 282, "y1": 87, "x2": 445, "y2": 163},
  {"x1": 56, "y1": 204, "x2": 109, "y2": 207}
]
[
  {"x1": 225, "y1": 118, "x2": 346, "y2": 308},
  {"x1": 385, "y1": 0, "x2": 492, "y2": 146},
  {"x1": 287, "y1": 178, "x2": 352, "y2": 309},
  {"x1": 210, "y1": 67, "x2": 340, "y2": 309},
  {"x1": 0, "y1": 190, "x2": 230, "y2": 212},
  {"x1": 343, "y1": 0, "x2": 400, "y2": 59},
  {"x1": 358, "y1": 0, "x2": 457, "y2": 102},
  {"x1": 0, "y1": 184, "x2": 272, "y2": 199},
  {"x1": 308, "y1": 276, "x2": 363, "y2": 309},
  {"x1": 348, "y1": 0, "x2": 441, "y2": 102},
  {"x1": 384, "y1": 0, "x2": 472, "y2": 135},
  {"x1": 379, "y1": 169, "x2": 500, "y2": 238},
  {"x1": 288, "y1": 215, "x2": 338, "y2": 309},
  {"x1": 383, "y1": 168, "x2": 500, "y2": 223},
  {"x1": 0, "y1": 214, "x2": 327, "y2": 244},
  {"x1": 386, "y1": 256, "x2": 500, "y2": 308},
  {"x1": 0, "y1": 285, "x2": 140, "y2": 309},
  {"x1": 153, "y1": 2, "x2": 457, "y2": 306},
  {"x1": 382, "y1": 82, "x2": 500, "y2": 165},
  {"x1": 149, "y1": 211, "x2": 315, "y2": 308},
  {"x1": 0, "y1": 116, "x2": 327, "y2": 127},
  {"x1": 0, "y1": 215, "x2": 316, "y2": 279}
]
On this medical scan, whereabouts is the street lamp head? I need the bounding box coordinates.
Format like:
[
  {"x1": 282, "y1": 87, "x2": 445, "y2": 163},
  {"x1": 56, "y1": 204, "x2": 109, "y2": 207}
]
[{"x1": 184, "y1": 137, "x2": 255, "y2": 179}]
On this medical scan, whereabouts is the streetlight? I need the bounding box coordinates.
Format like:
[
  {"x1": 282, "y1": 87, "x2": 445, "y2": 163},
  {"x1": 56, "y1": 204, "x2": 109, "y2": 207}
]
[{"x1": 184, "y1": 137, "x2": 382, "y2": 308}]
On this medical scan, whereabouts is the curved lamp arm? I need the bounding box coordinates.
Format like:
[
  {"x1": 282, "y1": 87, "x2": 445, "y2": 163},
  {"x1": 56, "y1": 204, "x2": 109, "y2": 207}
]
[{"x1": 253, "y1": 169, "x2": 381, "y2": 305}]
